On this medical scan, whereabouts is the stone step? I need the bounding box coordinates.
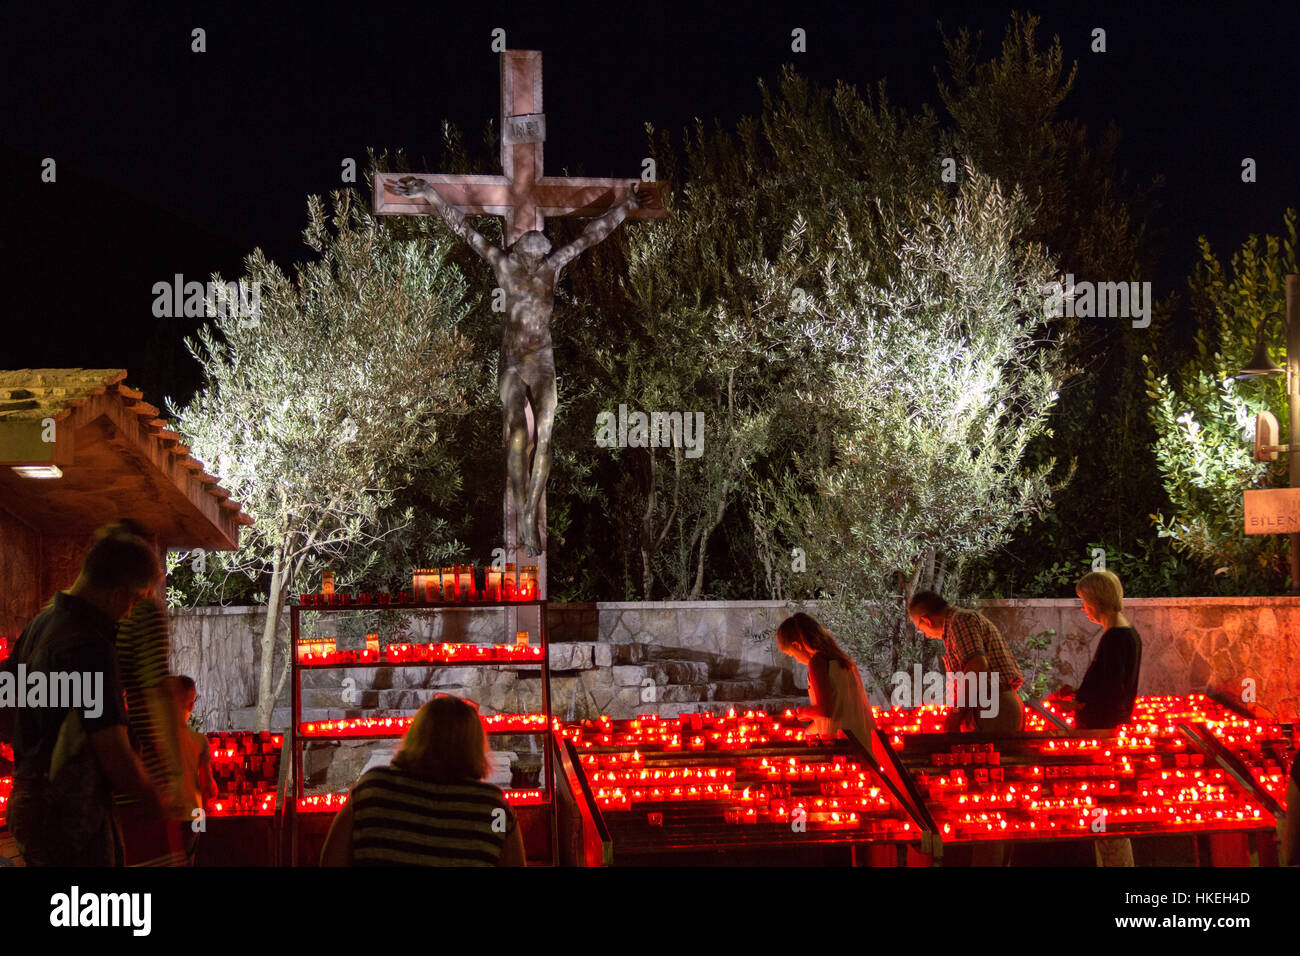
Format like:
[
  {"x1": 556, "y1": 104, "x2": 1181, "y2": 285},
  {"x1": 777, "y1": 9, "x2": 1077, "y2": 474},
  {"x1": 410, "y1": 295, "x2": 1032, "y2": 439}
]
[
  {"x1": 608, "y1": 642, "x2": 647, "y2": 665},
  {"x1": 301, "y1": 687, "x2": 472, "y2": 711},
  {"x1": 300, "y1": 667, "x2": 484, "y2": 690},
  {"x1": 222, "y1": 706, "x2": 292, "y2": 733},
  {"x1": 302, "y1": 741, "x2": 516, "y2": 791},
  {"x1": 611, "y1": 661, "x2": 711, "y2": 687},
  {"x1": 709, "y1": 679, "x2": 770, "y2": 701},
  {"x1": 642, "y1": 644, "x2": 715, "y2": 664}
]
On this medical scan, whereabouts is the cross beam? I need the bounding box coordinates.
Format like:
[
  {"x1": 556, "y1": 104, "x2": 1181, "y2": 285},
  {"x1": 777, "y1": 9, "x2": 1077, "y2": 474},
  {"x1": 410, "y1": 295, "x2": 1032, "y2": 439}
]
[{"x1": 373, "y1": 50, "x2": 666, "y2": 244}]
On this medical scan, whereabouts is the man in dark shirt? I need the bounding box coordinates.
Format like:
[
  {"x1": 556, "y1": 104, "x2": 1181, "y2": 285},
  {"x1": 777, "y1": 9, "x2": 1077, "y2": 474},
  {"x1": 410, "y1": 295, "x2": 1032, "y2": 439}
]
[{"x1": 0, "y1": 522, "x2": 164, "y2": 866}]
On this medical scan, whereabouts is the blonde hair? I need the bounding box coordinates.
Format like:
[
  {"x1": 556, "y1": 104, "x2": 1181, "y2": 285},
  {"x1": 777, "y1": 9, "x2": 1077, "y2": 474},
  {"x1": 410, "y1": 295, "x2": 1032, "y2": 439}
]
[
  {"x1": 1076, "y1": 570, "x2": 1124, "y2": 613},
  {"x1": 391, "y1": 695, "x2": 490, "y2": 782},
  {"x1": 776, "y1": 613, "x2": 854, "y2": 668}
]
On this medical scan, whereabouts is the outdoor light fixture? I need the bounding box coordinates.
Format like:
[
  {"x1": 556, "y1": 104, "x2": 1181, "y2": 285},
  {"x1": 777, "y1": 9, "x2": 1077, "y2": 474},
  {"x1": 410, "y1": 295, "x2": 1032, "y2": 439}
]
[
  {"x1": 1237, "y1": 312, "x2": 1285, "y2": 378},
  {"x1": 10, "y1": 465, "x2": 62, "y2": 479}
]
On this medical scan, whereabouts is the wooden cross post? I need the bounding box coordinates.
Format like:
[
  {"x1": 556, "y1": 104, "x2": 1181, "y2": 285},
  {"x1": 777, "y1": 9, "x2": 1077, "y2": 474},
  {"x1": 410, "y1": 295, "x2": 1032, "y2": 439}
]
[{"x1": 373, "y1": 49, "x2": 666, "y2": 631}]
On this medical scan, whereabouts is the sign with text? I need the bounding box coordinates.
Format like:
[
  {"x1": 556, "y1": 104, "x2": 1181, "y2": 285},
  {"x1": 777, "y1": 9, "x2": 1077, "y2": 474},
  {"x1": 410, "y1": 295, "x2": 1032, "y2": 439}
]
[
  {"x1": 503, "y1": 112, "x2": 545, "y2": 145},
  {"x1": 1244, "y1": 488, "x2": 1300, "y2": 534}
]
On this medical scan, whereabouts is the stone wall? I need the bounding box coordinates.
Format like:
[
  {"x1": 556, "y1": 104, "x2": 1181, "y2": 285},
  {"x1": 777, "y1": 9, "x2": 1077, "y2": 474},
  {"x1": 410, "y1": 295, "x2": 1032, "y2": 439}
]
[
  {"x1": 977, "y1": 597, "x2": 1300, "y2": 722},
  {"x1": 167, "y1": 597, "x2": 1300, "y2": 733},
  {"x1": 168, "y1": 601, "x2": 809, "y2": 733}
]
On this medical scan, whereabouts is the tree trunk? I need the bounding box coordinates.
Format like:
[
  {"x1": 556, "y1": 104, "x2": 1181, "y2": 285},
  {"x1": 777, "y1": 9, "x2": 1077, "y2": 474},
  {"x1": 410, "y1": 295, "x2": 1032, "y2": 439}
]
[
  {"x1": 255, "y1": 547, "x2": 286, "y2": 731},
  {"x1": 640, "y1": 450, "x2": 656, "y2": 599}
]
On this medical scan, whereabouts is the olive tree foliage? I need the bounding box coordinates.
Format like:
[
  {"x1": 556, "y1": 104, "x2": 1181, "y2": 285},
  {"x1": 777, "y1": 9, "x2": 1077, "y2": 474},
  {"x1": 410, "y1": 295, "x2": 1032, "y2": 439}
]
[
  {"x1": 170, "y1": 189, "x2": 476, "y2": 729},
  {"x1": 1145, "y1": 211, "x2": 1298, "y2": 593},
  {"x1": 560, "y1": 68, "x2": 945, "y2": 599},
  {"x1": 760, "y1": 170, "x2": 1067, "y2": 692},
  {"x1": 939, "y1": 12, "x2": 1167, "y2": 597}
]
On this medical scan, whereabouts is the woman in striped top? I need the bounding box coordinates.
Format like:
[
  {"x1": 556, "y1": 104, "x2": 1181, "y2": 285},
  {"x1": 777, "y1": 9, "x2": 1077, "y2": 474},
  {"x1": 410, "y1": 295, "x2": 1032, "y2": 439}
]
[{"x1": 321, "y1": 695, "x2": 526, "y2": 866}]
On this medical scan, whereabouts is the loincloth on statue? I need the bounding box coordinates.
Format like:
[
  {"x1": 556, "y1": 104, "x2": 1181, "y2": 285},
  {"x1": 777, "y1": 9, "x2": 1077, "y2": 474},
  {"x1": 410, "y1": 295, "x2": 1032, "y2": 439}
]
[{"x1": 500, "y1": 346, "x2": 556, "y2": 391}]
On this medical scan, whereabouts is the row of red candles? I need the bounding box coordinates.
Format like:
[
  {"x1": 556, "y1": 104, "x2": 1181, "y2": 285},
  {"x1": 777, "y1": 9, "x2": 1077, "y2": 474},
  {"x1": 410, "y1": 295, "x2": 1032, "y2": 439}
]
[
  {"x1": 298, "y1": 714, "x2": 553, "y2": 737},
  {"x1": 295, "y1": 789, "x2": 547, "y2": 812},
  {"x1": 295, "y1": 641, "x2": 544, "y2": 666},
  {"x1": 303, "y1": 565, "x2": 540, "y2": 606},
  {"x1": 587, "y1": 760, "x2": 1266, "y2": 834},
  {"x1": 717, "y1": 808, "x2": 905, "y2": 830},
  {"x1": 412, "y1": 566, "x2": 539, "y2": 603},
  {"x1": 562, "y1": 710, "x2": 809, "y2": 751},
  {"x1": 207, "y1": 732, "x2": 282, "y2": 755},
  {"x1": 910, "y1": 751, "x2": 1267, "y2": 833},
  {"x1": 209, "y1": 792, "x2": 276, "y2": 816},
  {"x1": 933, "y1": 805, "x2": 1266, "y2": 839}
]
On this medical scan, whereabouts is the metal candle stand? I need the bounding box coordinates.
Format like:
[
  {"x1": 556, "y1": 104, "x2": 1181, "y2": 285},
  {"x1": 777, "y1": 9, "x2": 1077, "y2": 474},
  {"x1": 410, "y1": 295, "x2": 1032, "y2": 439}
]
[{"x1": 289, "y1": 594, "x2": 555, "y2": 865}]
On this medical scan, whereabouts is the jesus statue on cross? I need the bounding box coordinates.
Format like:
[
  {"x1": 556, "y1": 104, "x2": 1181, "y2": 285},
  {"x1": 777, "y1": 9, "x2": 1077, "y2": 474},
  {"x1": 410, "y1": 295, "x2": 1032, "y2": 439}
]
[{"x1": 388, "y1": 175, "x2": 654, "y2": 555}]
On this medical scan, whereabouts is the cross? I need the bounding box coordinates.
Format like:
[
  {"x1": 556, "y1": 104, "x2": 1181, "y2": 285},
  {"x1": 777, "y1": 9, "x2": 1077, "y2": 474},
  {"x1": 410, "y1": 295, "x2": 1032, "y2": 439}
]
[
  {"x1": 373, "y1": 50, "x2": 666, "y2": 615},
  {"x1": 373, "y1": 50, "x2": 667, "y2": 244}
]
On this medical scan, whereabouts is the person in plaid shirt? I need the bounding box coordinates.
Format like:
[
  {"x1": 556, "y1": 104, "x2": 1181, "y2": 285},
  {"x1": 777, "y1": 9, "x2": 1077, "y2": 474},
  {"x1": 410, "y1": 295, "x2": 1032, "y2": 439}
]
[{"x1": 907, "y1": 591, "x2": 1023, "y2": 733}]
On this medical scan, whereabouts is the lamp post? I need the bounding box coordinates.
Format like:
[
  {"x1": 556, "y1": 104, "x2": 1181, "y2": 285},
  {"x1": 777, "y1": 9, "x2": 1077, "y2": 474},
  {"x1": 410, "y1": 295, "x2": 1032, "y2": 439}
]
[{"x1": 1239, "y1": 275, "x2": 1300, "y2": 590}]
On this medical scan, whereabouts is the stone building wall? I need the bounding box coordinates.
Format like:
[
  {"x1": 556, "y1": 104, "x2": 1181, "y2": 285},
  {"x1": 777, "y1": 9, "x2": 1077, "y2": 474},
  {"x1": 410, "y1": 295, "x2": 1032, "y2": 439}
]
[{"x1": 167, "y1": 597, "x2": 1300, "y2": 733}]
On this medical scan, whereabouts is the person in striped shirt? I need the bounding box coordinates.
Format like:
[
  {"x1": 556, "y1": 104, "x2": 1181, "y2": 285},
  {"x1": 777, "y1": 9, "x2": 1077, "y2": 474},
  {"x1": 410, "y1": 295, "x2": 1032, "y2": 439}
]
[
  {"x1": 321, "y1": 695, "x2": 526, "y2": 866},
  {"x1": 114, "y1": 590, "x2": 187, "y2": 866}
]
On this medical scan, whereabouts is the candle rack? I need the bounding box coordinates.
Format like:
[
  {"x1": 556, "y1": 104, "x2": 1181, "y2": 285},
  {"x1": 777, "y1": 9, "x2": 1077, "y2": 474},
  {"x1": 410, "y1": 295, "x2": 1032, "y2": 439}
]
[
  {"x1": 554, "y1": 709, "x2": 934, "y2": 865},
  {"x1": 207, "y1": 731, "x2": 284, "y2": 817},
  {"x1": 289, "y1": 597, "x2": 555, "y2": 865},
  {"x1": 556, "y1": 697, "x2": 1291, "y2": 865}
]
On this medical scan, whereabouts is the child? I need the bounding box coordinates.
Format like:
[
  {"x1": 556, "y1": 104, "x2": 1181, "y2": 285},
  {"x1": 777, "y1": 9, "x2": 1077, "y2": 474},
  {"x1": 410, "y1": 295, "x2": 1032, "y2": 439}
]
[
  {"x1": 172, "y1": 676, "x2": 217, "y2": 865},
  {"x1": 775, "y1": 613, "x2": 877, "y2": 753}
]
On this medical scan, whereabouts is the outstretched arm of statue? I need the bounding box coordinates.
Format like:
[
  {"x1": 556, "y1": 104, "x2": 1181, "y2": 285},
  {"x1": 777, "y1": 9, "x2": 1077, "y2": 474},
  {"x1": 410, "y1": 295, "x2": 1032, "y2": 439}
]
[
  {"x1": 549, "y1": 182, "x2": 653, "y2": 272},
  {"x1": 387, "y1": 176, "x2": 502, "y2": 267}
]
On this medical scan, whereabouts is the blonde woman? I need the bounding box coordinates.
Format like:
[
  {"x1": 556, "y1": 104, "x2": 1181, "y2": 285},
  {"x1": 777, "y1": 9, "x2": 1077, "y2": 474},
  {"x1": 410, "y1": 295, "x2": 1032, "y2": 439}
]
[
  {"x1": 1058, "y1": 569, "x2": 1142, "y2": 868},
  {"x1": 775, "y1": 613, "x2": 877, "y2": 749},
  {"x1": 321, "y1": 695, "x2": 526, "y2": 866},
  {"x1": 1057, "y1": 570, "x2": 1142, "y2": 730}
]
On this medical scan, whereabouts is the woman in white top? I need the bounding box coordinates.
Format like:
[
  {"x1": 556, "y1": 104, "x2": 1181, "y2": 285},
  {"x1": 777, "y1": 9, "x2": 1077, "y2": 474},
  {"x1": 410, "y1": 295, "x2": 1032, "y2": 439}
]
[{"x1": 776, "y1": 613, "x2": 877, "y2": 753}]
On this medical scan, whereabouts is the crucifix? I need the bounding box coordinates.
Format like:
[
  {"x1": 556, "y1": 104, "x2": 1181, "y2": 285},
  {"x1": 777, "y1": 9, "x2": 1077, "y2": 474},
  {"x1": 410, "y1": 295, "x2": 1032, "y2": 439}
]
[{"x1": 374, "y1": 49, "x2": 666, "y2": 607}]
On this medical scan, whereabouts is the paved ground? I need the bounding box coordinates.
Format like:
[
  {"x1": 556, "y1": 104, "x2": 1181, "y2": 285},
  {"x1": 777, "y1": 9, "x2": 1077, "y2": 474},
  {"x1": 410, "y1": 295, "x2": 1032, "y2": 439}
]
[{"x1": 0, "y1": 831, "x2": 23, "y2": 865}]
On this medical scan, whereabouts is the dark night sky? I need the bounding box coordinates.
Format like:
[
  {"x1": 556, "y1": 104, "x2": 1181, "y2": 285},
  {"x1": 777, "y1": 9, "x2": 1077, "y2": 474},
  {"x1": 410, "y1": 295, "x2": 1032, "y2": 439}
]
[{"x1": 2, "y1": 1, "x2": 1297, "y2": 406}]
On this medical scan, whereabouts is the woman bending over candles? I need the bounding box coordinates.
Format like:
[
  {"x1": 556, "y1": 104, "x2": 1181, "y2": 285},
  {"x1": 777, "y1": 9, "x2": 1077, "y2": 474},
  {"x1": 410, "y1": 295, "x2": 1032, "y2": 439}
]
[
  {"x1": 776, "y1": 613, "x2": 877, "y2": 752},
  {"x1": 321, "y1": 695, "x2": 525, "y2": 866}
]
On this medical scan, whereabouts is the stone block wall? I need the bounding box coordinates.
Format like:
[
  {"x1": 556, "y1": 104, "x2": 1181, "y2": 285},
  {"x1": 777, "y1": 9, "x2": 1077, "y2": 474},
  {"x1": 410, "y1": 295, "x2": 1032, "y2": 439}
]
[
  {"x1": 166, "y1": 597, "x2": 1300, "y2": 734},
  {"x1": 976, "y1": 597, "x2": 1300, "y2": 722}
]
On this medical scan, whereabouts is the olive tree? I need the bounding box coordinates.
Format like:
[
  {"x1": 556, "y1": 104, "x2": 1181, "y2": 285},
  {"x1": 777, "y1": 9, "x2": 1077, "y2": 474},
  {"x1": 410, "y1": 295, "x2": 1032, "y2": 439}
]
[{"x1": 171, "y1": 189, "x2": 476, "y2": 729}]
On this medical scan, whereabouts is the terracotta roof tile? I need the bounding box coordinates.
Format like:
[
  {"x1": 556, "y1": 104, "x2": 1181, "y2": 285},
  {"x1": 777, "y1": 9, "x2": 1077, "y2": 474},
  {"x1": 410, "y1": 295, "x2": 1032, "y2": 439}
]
[{"x1": 0, "y1": 367, "x2": 250, "y2": 534}]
